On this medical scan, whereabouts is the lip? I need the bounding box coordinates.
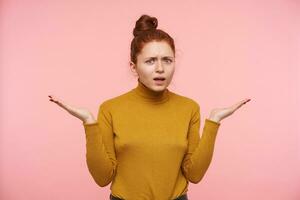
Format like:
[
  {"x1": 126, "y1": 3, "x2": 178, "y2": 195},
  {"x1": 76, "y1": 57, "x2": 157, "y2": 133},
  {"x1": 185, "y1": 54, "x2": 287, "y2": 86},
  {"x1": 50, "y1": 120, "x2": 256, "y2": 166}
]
[
  {"x1": 153, "y1": 77, "x2": 166, "y2": 80},
  {"x1": 153, "y1": 79, "x2": 165, "y2": 85}
]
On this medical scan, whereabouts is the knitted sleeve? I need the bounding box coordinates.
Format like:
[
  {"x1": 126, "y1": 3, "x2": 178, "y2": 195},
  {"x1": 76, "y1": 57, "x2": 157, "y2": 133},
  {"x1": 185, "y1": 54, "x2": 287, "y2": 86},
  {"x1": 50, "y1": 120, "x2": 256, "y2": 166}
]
[
  {"x1": 181, "y1": 102, "x2": 221, "y2": 183},
  {"x1": 82, "y1": 102, "x2": 117, "y2": 187}
]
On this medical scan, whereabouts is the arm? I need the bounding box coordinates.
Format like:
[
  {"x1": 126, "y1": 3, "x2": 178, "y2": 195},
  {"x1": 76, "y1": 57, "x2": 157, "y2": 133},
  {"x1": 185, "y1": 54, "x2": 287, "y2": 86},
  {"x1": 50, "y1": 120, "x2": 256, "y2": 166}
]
[
  {"x1": 181, "y1": 103, "x2": 220, "y2": 184},
  {"x1": 82, "y1": 102, "x2": 117, "y2": 187}
]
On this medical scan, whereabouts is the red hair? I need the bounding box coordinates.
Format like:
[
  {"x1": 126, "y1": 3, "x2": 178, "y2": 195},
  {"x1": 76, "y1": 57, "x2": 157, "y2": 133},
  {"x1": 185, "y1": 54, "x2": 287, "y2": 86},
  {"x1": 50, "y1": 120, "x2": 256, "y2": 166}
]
[{"x1": 130, "y1": 14, "x2": 176, "y2": 64}]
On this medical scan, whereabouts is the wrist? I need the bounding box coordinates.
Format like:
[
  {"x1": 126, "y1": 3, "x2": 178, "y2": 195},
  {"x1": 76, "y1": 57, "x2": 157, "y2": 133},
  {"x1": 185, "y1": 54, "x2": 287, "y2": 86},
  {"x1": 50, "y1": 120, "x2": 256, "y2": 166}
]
[
  {"x1": 208, "y1": 114, "x2": 220, "y2": 123},
  {"x1": 84, "y1": 117, "x2": 96, "y2": 124}
]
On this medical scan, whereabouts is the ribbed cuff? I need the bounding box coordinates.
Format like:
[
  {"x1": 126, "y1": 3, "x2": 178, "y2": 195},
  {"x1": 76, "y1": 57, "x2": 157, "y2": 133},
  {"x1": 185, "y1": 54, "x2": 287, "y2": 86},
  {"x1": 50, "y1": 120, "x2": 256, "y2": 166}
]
[
  {"x1": 204, "y1": 118, "x2": 221, "y2": 137},
  {"x1": 82, "y1": 121, "x2": 98, "y2": 126},
  {"x1": 205, "y1": 118, "x2": 221, "y2": 126}
]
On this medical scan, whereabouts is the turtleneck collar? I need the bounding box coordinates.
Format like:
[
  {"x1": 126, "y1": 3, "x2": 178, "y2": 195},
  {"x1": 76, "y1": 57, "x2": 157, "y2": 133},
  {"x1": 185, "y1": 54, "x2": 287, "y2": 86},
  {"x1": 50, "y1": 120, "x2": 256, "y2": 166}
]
[{"x1": 132, "y1": 78, "x2": 170, "y2": 104}]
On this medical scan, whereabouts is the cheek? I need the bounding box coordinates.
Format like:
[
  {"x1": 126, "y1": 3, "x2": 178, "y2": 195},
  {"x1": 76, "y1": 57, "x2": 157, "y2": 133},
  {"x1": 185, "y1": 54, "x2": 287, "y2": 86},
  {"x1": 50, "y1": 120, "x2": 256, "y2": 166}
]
[
  {"x1": 138, "y1": 65, "x2": 153, "y2": 76},
  {"x1": 167, "y1": 65, "x2": 175, "y2": 74}
]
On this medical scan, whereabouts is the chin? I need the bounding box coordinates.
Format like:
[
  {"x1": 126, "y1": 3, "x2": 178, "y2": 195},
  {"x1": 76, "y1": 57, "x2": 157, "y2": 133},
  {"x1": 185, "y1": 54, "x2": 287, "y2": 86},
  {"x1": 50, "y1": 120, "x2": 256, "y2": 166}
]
[
  {"x1": 152, "y1": 84, "x2": 166, "y2": 91},
  {"x1": 153, "y1": 88, "x2": 165, "y2": 92}
]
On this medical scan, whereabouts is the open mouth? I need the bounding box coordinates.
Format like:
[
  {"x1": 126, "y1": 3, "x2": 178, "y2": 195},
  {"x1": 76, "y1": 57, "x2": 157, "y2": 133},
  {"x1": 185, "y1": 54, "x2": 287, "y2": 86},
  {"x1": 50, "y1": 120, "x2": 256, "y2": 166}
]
[
  {"x1": 153, "y1": 77, "x2": 166, "y2": 81},
  {"x1": 153, "y1": 77, "x2": 166, "y2": 85}
]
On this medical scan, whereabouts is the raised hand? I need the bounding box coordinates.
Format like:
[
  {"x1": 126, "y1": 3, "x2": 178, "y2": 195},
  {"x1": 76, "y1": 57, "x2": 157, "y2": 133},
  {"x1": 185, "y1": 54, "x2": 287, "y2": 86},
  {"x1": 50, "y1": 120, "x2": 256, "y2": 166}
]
[
  {"x1": 48, "y1": 95, "x2": 96, "y2": 124},
  {"x1": 208, "y1": 98, "x2": 251, "y2": 123}
]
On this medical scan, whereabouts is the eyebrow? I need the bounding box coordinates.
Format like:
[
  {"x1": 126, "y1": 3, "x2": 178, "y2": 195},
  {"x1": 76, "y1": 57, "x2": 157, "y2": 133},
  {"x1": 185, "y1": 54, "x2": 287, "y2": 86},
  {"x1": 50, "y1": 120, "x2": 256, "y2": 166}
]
[{"x1": 145, "y1": 56, "x2": 174, "y2": 59}]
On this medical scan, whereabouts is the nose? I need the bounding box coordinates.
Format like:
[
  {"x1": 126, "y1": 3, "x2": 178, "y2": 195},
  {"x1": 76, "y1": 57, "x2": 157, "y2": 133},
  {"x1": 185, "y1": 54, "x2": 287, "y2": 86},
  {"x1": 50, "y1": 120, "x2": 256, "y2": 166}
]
[{"x1": 155, "y1": 60, "x2": 164, "y2": 72}]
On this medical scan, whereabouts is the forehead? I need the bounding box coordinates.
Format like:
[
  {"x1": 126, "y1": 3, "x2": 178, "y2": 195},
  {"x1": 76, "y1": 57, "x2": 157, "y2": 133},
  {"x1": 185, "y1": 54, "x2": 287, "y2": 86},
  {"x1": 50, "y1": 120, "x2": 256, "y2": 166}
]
[{"x1": 140, "y1": 41, "x2": 174, "y2": 57}]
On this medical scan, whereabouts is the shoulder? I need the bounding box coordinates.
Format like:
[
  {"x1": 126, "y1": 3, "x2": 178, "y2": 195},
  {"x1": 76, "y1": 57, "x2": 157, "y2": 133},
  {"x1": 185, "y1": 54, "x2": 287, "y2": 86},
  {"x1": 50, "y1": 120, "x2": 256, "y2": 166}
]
[
  {"x1": 169, "y1": 90, "x2": 200, "y2": 111},
  {"x1": 98, "y1": 90, "x2": 133, "y2": 110}
]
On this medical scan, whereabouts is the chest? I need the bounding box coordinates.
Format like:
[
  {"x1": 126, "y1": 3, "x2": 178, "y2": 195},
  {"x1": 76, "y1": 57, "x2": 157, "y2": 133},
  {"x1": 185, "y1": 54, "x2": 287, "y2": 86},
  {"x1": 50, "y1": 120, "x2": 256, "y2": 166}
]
[{"x1": 111, "y1": 105, "x2": 191, "y2": 155}]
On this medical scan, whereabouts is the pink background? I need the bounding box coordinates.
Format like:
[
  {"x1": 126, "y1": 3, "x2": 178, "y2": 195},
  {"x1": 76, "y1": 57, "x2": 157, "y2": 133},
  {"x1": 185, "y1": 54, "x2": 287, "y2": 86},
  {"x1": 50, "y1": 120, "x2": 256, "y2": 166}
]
[{"x1": 1, "y1": 0, "x2": 299, "y2": 199}]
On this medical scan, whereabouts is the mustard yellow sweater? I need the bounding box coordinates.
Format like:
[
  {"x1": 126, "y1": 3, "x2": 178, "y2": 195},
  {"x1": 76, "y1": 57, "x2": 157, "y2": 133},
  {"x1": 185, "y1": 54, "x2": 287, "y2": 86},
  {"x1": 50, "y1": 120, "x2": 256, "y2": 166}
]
[{"x1": 82, "y1": 79, "x2": 221, "y2": 200}]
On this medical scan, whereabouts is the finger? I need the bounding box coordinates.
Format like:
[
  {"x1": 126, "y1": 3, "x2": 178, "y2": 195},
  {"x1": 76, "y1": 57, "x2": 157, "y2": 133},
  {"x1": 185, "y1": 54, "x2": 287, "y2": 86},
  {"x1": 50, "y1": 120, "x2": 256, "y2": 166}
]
[
  {"x1": 56, "y1": 100, "x2": 76, "y2": 113},
  {"x1": 237, "y1": 98, "x2": 250, "y2": 106},
  {"x1": 244, "y1": 98, "x2": 251, "y2": 103},
  {"x1": 231, "y1": 98, "x2": 250, "y2": 111},
  {"x1": 48, "y1": 95, "x2": 77, "y2": 113},
  {"x1": 51, "y1": 95, "x2": 63, "y2": 104},
  {"x1": 49, "y1": 95, "x2": 66, "y2": 107}
]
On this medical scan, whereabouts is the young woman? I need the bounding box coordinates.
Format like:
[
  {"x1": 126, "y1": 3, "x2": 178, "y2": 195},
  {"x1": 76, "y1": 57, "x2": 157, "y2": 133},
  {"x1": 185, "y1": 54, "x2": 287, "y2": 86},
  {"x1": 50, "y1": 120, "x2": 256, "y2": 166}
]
[{"x1": 49, "y1": 14, "x2": 250, "y2": 200}]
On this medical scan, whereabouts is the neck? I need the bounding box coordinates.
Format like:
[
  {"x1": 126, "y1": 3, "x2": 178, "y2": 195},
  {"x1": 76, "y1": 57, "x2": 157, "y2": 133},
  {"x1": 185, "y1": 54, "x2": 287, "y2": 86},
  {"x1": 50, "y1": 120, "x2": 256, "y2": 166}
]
[{"x1": 132, "y1": 78, "x2": 170, "y2": 104}]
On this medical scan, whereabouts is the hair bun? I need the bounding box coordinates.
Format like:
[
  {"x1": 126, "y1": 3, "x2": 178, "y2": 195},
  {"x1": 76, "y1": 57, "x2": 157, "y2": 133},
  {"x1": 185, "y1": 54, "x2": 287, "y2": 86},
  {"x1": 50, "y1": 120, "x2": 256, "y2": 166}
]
[{"x1": 133, "y1": 14, "x2": 158, "y2": 37}]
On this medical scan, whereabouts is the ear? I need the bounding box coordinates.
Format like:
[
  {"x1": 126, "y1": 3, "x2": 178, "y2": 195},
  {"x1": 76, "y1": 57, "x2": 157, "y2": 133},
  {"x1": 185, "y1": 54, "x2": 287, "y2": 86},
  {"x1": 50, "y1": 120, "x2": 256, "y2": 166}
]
[{"x1": 129, "y1": 61, "x2": 138, "y2": 77}]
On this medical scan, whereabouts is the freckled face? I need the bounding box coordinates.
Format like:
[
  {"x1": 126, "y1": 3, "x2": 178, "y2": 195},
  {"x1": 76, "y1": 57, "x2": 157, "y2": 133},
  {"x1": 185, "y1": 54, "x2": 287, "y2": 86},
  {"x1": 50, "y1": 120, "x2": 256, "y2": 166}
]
[{"x1": 130, "y1": 41, "x2": 175, "y2": 92}]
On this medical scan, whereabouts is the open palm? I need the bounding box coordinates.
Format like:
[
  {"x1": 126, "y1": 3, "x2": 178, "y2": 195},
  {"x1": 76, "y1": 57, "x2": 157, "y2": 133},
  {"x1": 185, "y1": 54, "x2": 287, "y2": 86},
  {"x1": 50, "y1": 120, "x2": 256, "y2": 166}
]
[
  {"x1": 48, "y1": 95, "x2": 95, "y2": 123},
  {"x1": 209, "y1": 98, "x2": 251, "y2": 122}
]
